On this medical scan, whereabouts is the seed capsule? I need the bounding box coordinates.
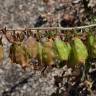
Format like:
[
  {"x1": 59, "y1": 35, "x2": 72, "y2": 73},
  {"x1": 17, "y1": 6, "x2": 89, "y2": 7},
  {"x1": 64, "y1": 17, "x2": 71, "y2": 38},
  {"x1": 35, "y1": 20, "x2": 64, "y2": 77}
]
[
  {"x1": 91, "y1": 36, "x2": 96, "y2": 58},
  {"x1": 0, "y1": 46, "x2": 4, "y2": 63},
  {"x1": 37, "y1": 42, "x2": 43, "y2": 65},
  {"x1": 24, "y1": 36, "x2": 38, "y2": 59},
  {"x1": 0, "y1": 37, "x2": 4, "y2": 63},
  {"x1": 71, "y1": 37, "x2": 88, "y2": 65},
  {"x1": 9, "y1": 42, "x2": 29, "y2": 69},
  {"x1": 53, "y1": 37, "x2": 71, "y2": 61},
  {"x1": 42, "y1": 39, "x2": 55, "y2": 65},
  {"x1": 87, "y1": 33, "x2": 94, "y2": 58}
]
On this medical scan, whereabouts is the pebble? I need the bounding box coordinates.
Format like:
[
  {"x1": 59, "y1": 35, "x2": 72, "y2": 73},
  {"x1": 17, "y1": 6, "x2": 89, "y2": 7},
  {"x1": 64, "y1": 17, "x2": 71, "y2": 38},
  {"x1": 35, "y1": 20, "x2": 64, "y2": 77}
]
[{"x1": 72, "y1": 0, "x2": 81, "y2": 4}]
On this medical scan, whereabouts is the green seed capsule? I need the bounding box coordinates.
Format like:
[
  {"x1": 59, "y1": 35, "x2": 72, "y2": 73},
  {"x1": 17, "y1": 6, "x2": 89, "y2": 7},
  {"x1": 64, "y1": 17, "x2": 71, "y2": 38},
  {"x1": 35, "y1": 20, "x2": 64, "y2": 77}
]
[
  {"x1": 91, "y1": 37, "x2": 96, "y2": 58},
  {"x1": 87, "y1": 33, "x2": 94, "y2": 57},
  {"x1": 72, "y1": 37, "x2": 88, "y2": 64},
  {"x1": 66, "y1": 42, "x2": 71, "y2": 58},
  {"x1": 54, "y1": 38, "x2": 70, "y2": 61},
  {"x1": 37, "y1": 42, "x2": 43, "y2": 64},
  {"x1": 42, "y1": 39, "x2": 55, "y2": 65}
]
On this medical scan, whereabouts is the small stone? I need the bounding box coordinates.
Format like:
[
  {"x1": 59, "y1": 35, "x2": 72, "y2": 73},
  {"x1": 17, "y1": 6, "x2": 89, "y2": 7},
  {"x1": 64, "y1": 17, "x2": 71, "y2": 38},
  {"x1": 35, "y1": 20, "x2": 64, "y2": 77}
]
[
  {"x1": 38, "y1": 7, "x2": 45, "y2": 12},
  {"x1": 19, "y1": 5, "x2": 23, "y2": 10},
  {"x1": 0, "y1": 69, "x2": 3, "y2": 74},
  {"x1": 22, "y1": 84, "x2": 27, "y2": 90},
  {"x1": 72, "y1": 0, "x2": 81, "y2": 4}
]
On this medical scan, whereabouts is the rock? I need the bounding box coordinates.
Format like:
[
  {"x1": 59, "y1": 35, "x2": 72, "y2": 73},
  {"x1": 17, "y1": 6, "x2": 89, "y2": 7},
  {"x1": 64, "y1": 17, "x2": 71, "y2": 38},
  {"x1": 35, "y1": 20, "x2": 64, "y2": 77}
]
[{"x1": 72, "y1": 0, "x2": 81, "y2": 4}]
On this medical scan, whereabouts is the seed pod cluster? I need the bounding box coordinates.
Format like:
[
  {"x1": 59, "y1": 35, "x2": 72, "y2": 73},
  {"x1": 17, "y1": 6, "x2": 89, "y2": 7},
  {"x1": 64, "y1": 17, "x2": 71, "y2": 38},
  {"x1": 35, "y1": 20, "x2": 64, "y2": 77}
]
[
  {"x1": 9, "y1": 33, "x2": 96, "y2": 69},
  {"x1": 2, "y1": 29, "x2": 95, "y2": 70}
]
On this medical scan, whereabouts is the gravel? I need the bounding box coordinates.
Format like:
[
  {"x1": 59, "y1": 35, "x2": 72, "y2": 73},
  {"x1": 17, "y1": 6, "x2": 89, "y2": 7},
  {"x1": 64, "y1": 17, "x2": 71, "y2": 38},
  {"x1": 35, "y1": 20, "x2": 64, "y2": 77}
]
[
  {"x1": 0, "y1": 0, "x2": 95, "y2": 28},
  {"x1": 0, "y1": 0, "x2": 96, "y2": 96}
]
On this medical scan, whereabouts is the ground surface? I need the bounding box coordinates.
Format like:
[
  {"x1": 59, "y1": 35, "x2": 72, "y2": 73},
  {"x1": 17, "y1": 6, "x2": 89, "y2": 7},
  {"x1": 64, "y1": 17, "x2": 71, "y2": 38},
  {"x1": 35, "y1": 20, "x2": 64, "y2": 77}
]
[{"x1": 0, "y1": 0, "x2": 96, "y2": 96}]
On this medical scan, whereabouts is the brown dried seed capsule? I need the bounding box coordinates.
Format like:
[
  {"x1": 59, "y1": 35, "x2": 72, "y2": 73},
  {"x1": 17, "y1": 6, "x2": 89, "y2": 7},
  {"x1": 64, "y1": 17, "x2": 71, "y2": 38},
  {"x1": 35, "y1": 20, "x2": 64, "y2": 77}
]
[
  {"x1": 0, "y1": 37, "x2": 4, "y2": 63},
  {"x1": 9, "y1": 42, "x2": 29, "y2": 69},
  {"x1": 4, "y1": 31, "x2": 15, "y2": 43},
  {"x1": 0, "y1": 46, "x2": 4, "y2": 63},
  {"x1": 23, "y1": 36, "x2": 38, "y2": 59}
]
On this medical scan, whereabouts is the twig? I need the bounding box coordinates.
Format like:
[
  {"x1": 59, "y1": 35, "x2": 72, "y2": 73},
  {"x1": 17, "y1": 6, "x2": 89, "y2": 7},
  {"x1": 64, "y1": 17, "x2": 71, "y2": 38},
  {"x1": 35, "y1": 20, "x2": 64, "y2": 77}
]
[{"x1": 1, "y1": 24, "x2": 96, "y2": 31}]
